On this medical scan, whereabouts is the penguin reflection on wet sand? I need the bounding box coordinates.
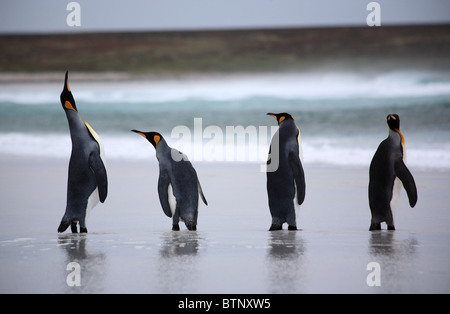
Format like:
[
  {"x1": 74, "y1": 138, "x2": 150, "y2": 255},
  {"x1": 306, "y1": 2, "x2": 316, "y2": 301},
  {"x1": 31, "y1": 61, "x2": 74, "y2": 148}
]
[
  {"x1": 266, "y1": 113, "x2": 305, "y2": 231},
  {"x1": 131, "y1": 130, "x2": 208, "y2": 231},
  {"x1": 368, "y1": 114, "x2": 417, "y2": 231},
  {"x1": 58, "y1": 71, "x2": 108, "y2": 233}
]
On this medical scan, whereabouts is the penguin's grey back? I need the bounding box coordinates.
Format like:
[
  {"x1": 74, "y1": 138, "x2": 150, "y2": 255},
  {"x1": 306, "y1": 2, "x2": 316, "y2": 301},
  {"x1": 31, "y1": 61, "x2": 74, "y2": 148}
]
[
  {"x1": 268, "y1": 120, "x2": 299, "y2": 175},
  {"x1": 267, "y1": 120, "x2": 299, "y2": 201},
  {"x1": 161, "y1": 148, "x2": 200, "y2": 208},
  {"x1": 369, "y1": 131, "x2": 402, "y2": 191},
  {"x1": 369, "y1": 129, "x2": 404, "y2": 224}
]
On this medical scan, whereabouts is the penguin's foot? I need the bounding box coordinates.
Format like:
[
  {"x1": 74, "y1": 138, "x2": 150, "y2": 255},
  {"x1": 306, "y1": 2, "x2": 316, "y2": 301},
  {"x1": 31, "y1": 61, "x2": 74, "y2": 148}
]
[
  {"x1": 57, "y1": 221, "x2": 70, "y2": 233},
  {"x1": 269, "y1": 224, "x2": 282, "y2": 231},
  {"x1": 172, "y1": 224, "x2": 180, "y2": 231},
  {"x1": 70, "y1": 222, "x2": 78, "y2": 233},
  {"x1": 80, "y1": 227, "x2": 88, "y2": 233},
  {"x1": 288, "y1": 225, "x2": 298, "y2": 231},
  {"x1": 185, "y1": 222, "x2": 197, "y2": 231},
  {"x1": 369, "y1": 222, "x2": 381, "y2": 231},
  {"x1": 387, "y1": 225, "x2": 395, "y2": 231}
]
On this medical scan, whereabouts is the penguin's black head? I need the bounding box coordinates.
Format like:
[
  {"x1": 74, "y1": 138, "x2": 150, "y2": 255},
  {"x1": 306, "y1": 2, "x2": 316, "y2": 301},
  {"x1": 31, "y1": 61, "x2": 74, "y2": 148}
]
[
  {"x1": 387, "y1": 114, "x2": 400, "y2": 131},
  {"x1": 267, "y1": 112, "x2": 294, "y2": 125},
  {"x1": 131, "y1": 130, "x2": 162, "y2": 149},
  {"x1": 60, "y1": 71, "x2": 78, "y2": 112}
]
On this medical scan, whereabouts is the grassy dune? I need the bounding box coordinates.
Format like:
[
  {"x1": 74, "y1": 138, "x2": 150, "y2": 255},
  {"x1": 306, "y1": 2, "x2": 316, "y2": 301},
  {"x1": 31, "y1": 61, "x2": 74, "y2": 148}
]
[{"x1": 0, "y1": 25, "x2": 449, "y2": 78}]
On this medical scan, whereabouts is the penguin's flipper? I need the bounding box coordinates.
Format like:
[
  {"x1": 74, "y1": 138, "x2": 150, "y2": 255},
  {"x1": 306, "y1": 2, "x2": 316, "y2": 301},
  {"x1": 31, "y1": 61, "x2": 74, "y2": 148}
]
[
  {"x1": 88, "y1": 152, "x2": 108, "y2": 203},
  {"x1": 395, "y1": 159, "x2": 418, "y2": 207},
  {"x1": 198, "y1": 180, "x2": 208, "y2": 206},
  {"x1": 158, "y1": 169, "x2": 173, "y2": 218},
  {"x1": 289, "y1": 151, "x2": 306, "y2": 205}
]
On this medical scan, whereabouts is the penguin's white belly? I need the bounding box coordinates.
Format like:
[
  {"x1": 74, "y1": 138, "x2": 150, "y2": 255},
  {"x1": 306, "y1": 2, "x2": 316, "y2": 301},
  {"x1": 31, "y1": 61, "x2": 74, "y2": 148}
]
[
  {"x1": 297, "y1": 127, "x2": 303, "y2": 163},
  {"x1": 85, "y1": 129, "x2": 106, "y2": 222},
  {"x1": 294, "y1": 181, "x2": 301, "y2": 218},
  {"x1": 168, "y1": 183, "x2": 177, "y2": 217},
  {"x1": 295, "y1": 139, "x2": 303, "y2": 219},
  {"x1": 390, "y1": 177, "x2": 402, "y2": 221},
  {"x1": 85, "y1": 187, "x2": 100, "y2": 221}
]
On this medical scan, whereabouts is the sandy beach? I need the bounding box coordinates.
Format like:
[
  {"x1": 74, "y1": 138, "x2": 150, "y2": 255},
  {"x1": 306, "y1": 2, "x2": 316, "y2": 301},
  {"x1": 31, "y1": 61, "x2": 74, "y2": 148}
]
[{"x1": 1, "y1": 155, "x2": 449, "y2": 294}]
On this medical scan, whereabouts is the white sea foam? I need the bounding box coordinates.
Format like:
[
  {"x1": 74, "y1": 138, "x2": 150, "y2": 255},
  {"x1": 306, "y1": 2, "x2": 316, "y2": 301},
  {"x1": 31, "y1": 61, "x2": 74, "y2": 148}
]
[
  {"x1": 0, "y1": 133, "x2": 152, "y2": 160},
  {"x1": 1, "y1": 71, "x2": 449, "y2": 105},
  {"x1": 1, "y1": 71, "x2": 449, "y2": 169},
  {"x1": 1, "y1": 132, "x2": 449, "y2": 170},
  {"x1": 0, "y1": 133, "x2": 72, "y2": 159}
]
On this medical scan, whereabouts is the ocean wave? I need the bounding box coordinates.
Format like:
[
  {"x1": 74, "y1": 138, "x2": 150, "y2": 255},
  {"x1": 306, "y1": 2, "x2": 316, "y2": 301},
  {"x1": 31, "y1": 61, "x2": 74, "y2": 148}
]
[
  {"x1": 1, "y1": 71, "x2": 449, "y2": 106},
  {"x1": 1, "y1": 132, "x2": 449, "y2": 170}
]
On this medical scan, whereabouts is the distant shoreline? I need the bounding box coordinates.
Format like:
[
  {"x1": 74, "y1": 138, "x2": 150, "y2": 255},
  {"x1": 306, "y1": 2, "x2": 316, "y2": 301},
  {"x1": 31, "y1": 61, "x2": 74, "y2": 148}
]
[{"x1": 1, "y1": 24, "x2": 449, "y2": 82}]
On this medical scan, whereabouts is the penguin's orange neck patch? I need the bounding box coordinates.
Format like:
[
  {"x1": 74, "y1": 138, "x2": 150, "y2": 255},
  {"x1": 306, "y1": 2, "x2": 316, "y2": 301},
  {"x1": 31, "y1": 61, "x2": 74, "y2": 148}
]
[
  {"x1": 64, "y1": 101, "x2": 77, "y2": 112},
  {"x1": 278, "y1": 116, "x2": 285, "y2": 124},
  {"x1": 154, "y1": 135, "x2": 161, "y2": 147},
  {"x1": 397, "y1": 129, "x2": 405, "y2": 147}
]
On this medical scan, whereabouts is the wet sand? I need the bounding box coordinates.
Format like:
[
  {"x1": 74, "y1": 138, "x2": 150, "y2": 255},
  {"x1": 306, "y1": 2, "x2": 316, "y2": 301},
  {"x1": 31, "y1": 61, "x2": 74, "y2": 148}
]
[{"x1": 0, "y1": 156, "x2": 449, "y2": 294}]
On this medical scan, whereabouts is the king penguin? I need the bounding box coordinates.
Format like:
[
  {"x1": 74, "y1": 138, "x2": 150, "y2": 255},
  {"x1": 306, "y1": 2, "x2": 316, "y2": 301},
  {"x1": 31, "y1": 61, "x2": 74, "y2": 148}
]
[
  {"x1": 266, "y1": 113, "x2": 306, "y2": 231},
  {"x1": 58, "y1": 71, "x2": 108, "y2": 233},
  {"x1": 131, "y1": 130, "x2": 208, "y2": 231},
  {"x1": 368, "y1": 114, "x2": 417, "y2": 231}
]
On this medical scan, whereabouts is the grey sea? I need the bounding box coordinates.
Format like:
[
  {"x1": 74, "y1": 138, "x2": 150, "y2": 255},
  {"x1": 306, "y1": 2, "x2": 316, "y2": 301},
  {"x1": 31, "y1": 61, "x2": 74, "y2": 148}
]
[{"x1": 1, "y1": 71, "x2": 449, "y2": 168}]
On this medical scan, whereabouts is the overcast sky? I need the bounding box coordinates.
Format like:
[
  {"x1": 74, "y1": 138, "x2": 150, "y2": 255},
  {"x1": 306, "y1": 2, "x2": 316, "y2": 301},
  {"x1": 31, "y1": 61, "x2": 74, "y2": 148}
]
[{"x1": 0, "y1": 0, "x2": 449, "y2": 34}]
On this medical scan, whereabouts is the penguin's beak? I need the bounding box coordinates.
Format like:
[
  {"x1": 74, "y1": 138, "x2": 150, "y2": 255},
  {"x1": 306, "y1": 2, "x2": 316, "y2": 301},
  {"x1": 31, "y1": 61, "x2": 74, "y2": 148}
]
[
  {"x1": 61, "y1": 71, "x2": 78, "y2": 112},
  {"x1": 64, "y1": 71, "x2": 71, "y2": 92},
  {"x1": 267, "y1": 113, "x2": 282, "y2": 125},
  {"x1": 131, "y1": 129, "x2": 146, "y2": 138}
]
